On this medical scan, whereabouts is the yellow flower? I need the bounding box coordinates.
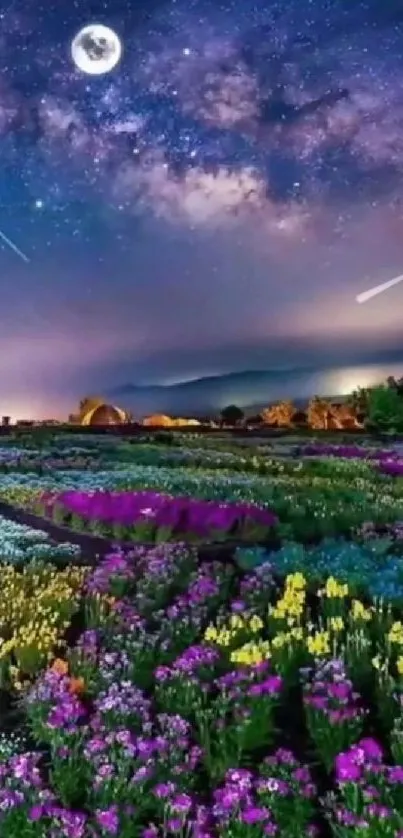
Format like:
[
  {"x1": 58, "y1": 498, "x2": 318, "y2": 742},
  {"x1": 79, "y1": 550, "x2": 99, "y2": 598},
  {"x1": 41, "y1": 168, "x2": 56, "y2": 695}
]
[
  {"x1": 397, "y1": 657, "x2": 403, "y2": 676},
  {"x1": 270, "y1": 604, "x2": 288, "y2": 620},
  {"x1": 249, "y1": 615, "x2": 263, "y2": 633},
  {"x1": 230, "y1": 640, "x2": 271, "y2": 666},
  {"x1": 272, "y1": 628, "x2": 304, "y2": 649},
  {"x1": 272, "y1": 632, "x2": 287, "y2": 649},
  {"x1": 204, "y1": 625, "x2": 218, "y2": 643},
  {"x1": 270, "y1": 592, "x2": 305, "y2": 621},
  {"x1": 0, "y1": 560, "x2": 85, "y2": 686},
  {"x1": 350, "y1": 600, "x2": 372, "y2": 622},
  {"x1": 307, "y1": 631, "x2": 330, "y2": 656},
  {"x1": 388, "y1": 622, "x2": 403, "y2": 645},
  {"x1": 269, "y1": 574, "x2": 307, "y2": 623},
  {"x1": 229, "y1": 614, "x2": 245, "y2": 631},
  {"x1": 324, "y1": 577, "x2": 348, "y2": 599},
  {"x1": 216, "y1": 629, "x2": 232, "y2": 647},
  {"x1": 329, "y1": 616, "x2": 344, "y2": 633},
  {"x1": 285, "y1": 572, "x2": 306, "y2": 590}
]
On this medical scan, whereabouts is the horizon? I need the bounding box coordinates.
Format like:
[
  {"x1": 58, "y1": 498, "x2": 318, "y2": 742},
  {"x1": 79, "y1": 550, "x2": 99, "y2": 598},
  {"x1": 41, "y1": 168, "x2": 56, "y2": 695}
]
[{"x1": 6, "y1": 359, "x2": 403, "y2": 422}]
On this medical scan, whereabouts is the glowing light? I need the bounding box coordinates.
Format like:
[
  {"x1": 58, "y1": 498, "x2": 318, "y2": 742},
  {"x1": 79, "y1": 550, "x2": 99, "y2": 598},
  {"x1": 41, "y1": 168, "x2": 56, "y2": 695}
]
[
  {"x1": 71, "y1": 24, "x2": 122, "y2": 76},
  {"x1": 325, "y1": 365, "x2": 402, "y2": 395}
]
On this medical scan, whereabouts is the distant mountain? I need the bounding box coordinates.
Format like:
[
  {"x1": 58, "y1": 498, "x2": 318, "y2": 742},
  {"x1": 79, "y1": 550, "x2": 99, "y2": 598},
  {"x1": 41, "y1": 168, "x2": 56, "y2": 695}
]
[{"x1": 106, "y1": 365, "x2": 368, "y2": 418}]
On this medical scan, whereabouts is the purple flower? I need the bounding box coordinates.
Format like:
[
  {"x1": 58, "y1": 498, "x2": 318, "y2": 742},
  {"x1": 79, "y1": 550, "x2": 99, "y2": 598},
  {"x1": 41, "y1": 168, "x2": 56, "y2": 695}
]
[
  {"x1": 153, "y1": 782, "x2": 176, "y2": 799},
  {"x1": 51, "y1": 489, "x2": 277, "y2": 541},
  {"x1": 358, "y1": 738, "x2": 384, "y2": 762},
  {"x1": 168, "y1": 793, "x2": 193, "y2": 814},
  {"x1": 29, "y1": 805, "x2": 44, "y2": 821},
  {"x1": 95, "y1": 805, "x2": 119, "y2": 835},
  {"x1": 166, "y1": 817, "x2": 183, "y2": 832},
  {"x1": 241, "y1": 806, "x2": 270, "y2": 824},
  {"x1": 335, "y1": 752, "x2": 363, "y2": 783},
  {"x1": 248, "y1": 675, "x2": 283, "y2": 696},
  {"x1": 388, "y1": 766, "x2": 403, "y2": 783}
]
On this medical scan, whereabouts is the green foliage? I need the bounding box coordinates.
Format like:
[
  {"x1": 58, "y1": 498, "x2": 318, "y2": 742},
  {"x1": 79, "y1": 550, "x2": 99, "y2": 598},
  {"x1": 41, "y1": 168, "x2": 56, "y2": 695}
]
[
  {"x1": 348, "y1": 386, "x2": 370, "y2": 416},
  {"x1": 365, "y1": 384, "x2": 403, "y2": 432},
  {"x1": 220, "y1": 405, "x2": 244, "y2": 425}
]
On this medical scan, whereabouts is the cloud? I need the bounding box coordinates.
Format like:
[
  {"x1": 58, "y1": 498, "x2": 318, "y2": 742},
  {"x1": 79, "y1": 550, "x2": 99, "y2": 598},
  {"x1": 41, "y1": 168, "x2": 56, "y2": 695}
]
[
  {"x1": 111, "y1": 152, "x2": 316, "y2": 240},
  {"x1": 38, "y1": 96, "x2": 87, "y2": 142},
  {"x1": 189, "y1": 65, "x2": 259, "y2": 128},
  {"x1": 347, "y1": 85, "x2": 403, "y2": 166}
]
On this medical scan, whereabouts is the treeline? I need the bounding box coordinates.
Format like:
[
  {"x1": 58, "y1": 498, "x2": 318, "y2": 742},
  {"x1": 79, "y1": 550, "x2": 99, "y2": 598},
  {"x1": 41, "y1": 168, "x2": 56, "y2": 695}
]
[{"x1": 220, "y1": 376, "x2": 403, "y2": 432}]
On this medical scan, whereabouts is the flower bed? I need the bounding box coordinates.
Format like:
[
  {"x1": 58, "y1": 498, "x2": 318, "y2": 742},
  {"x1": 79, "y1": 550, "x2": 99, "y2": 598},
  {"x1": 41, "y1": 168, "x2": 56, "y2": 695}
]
[
  {"x1": 235, "y1": 538, "x2": 403, "y2": 601},
  {"x1": 379, "y1": 459, "x2": 403, "y2": 477},
  {"x1": 35, "y1": 489, "x2": 278, "y2": 544},
  {"x1": 0, "y1": 514, "x2": 81, "y2": 566},
  {"x1": 300, "y1": 443, "x2": 403, "y2": 479},
  {"x1": 0, "y1": 560, "x2": 87, "y2": 692},
  {"x1": 1, "y1": 546, "x2": 403, "y2": 836},
  {"x1": 0, "y1": 444, "x2": 109, "y2": 473},
  {"x1": 2, "y1": 456, "x2": 403, "y2": 543},
  {"x1": 300, "y1": 444, "x2": 398, "y2": 460},
  {"x1": 1, "y1": 431, "x2": 403, "y2": 836}
]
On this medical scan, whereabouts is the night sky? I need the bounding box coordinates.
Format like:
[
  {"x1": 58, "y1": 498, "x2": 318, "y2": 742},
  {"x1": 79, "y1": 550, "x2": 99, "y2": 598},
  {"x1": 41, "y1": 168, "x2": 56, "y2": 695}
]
[{"x1": 1, "y1": 0, "x2": 403, "y2": 418}]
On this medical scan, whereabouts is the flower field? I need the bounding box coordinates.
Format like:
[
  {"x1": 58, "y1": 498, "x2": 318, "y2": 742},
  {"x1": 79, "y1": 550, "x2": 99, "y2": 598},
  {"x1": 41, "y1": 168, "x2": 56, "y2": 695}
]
[
  {"x1": 1, "y1": 434, "x2": 403, "y2": 542},
  {"x1": 0, "y1": 431, "x2": 403, "y2": 835}
]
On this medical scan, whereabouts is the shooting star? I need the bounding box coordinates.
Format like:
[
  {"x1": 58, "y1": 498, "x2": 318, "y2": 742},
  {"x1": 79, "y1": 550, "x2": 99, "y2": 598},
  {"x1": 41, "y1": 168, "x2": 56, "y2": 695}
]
[
  {"x1": 0, "y1": 229, "x2": 29, "y2": 263},
  {"x1": 356, "y1": 273, "x2": 403, "y2": 304}
]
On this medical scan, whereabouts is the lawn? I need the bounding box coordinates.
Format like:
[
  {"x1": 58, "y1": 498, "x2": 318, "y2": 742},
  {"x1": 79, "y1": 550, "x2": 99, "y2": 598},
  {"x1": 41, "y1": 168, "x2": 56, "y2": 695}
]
[{"x1": 0, "y1": 431, "x2": 402, "y2": 836}]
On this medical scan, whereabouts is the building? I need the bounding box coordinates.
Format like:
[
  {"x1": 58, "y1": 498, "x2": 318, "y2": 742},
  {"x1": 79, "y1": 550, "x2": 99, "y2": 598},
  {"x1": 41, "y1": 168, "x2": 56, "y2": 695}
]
[{"x1": 80, "y1": 403, "x2": 128, "y2": 426}]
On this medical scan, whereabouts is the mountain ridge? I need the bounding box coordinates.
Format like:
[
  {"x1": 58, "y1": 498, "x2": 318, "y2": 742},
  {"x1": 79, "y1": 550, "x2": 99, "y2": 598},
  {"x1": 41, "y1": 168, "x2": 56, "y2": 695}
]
[
  {"x1": 104, "y1": 365, "x2": 370, "y2": 417},
  {"x1": 109, "y1": 367, "x2": 317, "y2": 394}
]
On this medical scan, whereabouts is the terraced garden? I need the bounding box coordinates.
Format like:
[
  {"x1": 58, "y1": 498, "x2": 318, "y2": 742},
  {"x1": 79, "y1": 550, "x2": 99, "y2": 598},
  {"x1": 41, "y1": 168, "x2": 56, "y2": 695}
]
[{"x1": 0, "y1": 430, "x2": 403, "y2": 836}]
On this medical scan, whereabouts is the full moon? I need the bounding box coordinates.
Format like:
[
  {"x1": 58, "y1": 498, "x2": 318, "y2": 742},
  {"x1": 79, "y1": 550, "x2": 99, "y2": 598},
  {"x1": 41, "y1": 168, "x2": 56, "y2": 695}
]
[{"x1": 71, "y1": 24, "x2": 122, "y2": 76}]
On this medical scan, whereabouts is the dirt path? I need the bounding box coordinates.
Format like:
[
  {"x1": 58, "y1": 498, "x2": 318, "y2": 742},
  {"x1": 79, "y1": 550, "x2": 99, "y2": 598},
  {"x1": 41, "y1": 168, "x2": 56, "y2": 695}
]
[
  {"x1": 0, "y1": 500, "x2": 117, "y2": 563},
  {"x1": 0, "y1": 500, "x2": 258, "y2": 568}
]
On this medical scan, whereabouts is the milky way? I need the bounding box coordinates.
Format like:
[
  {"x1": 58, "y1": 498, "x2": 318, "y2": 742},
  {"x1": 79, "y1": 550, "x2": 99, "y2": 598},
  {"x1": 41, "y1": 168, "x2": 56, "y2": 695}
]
[
  {"x1": 0, "y1": 0, "x2": 403, "y2": 417},
  {"x1": 1, "y1": 0, "x2": 401, "y2": 234}
]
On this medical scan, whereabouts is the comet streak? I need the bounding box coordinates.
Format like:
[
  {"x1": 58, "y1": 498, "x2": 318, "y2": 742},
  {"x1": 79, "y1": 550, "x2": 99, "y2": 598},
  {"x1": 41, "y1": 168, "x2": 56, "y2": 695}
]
[{"x1": 356, "y1": 274, "x2": 403, "y2": 303}]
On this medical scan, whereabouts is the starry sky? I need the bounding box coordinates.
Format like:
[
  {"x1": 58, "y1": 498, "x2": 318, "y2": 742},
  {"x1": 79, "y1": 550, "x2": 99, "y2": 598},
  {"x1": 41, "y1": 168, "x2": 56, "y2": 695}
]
[{"x1": 1, "y1": 0, "x2": 403, "y2": 418}]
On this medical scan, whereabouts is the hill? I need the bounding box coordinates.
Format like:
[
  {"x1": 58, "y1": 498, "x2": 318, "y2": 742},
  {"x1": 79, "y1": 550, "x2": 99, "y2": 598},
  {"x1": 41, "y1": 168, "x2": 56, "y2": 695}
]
[{"x1": 107, "y1": 367, "x2": 352, "y2": 417}]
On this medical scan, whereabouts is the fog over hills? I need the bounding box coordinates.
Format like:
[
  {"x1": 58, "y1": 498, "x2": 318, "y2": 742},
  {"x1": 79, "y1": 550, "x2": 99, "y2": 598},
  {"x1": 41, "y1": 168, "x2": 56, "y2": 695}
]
[{"x1": 107, "y1": 361, "x2": 403, "y2": 417}]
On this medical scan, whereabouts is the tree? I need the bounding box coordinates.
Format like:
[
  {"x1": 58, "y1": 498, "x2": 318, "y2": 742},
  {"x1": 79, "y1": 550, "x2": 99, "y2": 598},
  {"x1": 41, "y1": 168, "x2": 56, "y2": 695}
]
[
  {"x1": 329, "y1": 403, "x2": 363, "y2": 429},
  {"x1": 261, "y1": 400, "x2": 297, "y2": 428},
  {"x1": 220, "y1": 405, "x2": 244, "y2": 426},
  {"x1": 365, "y1": 385, "x2": 403, "y2": 432},
  {"x1": 387, "y1": 376, "x2": 403, "y2": 396},
  {"x1": 307, "y1": 397, "x2": 333, "y2": 430},
  {"x1": 348, "y1": 387, "x2": 371, "y2": 420}
]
